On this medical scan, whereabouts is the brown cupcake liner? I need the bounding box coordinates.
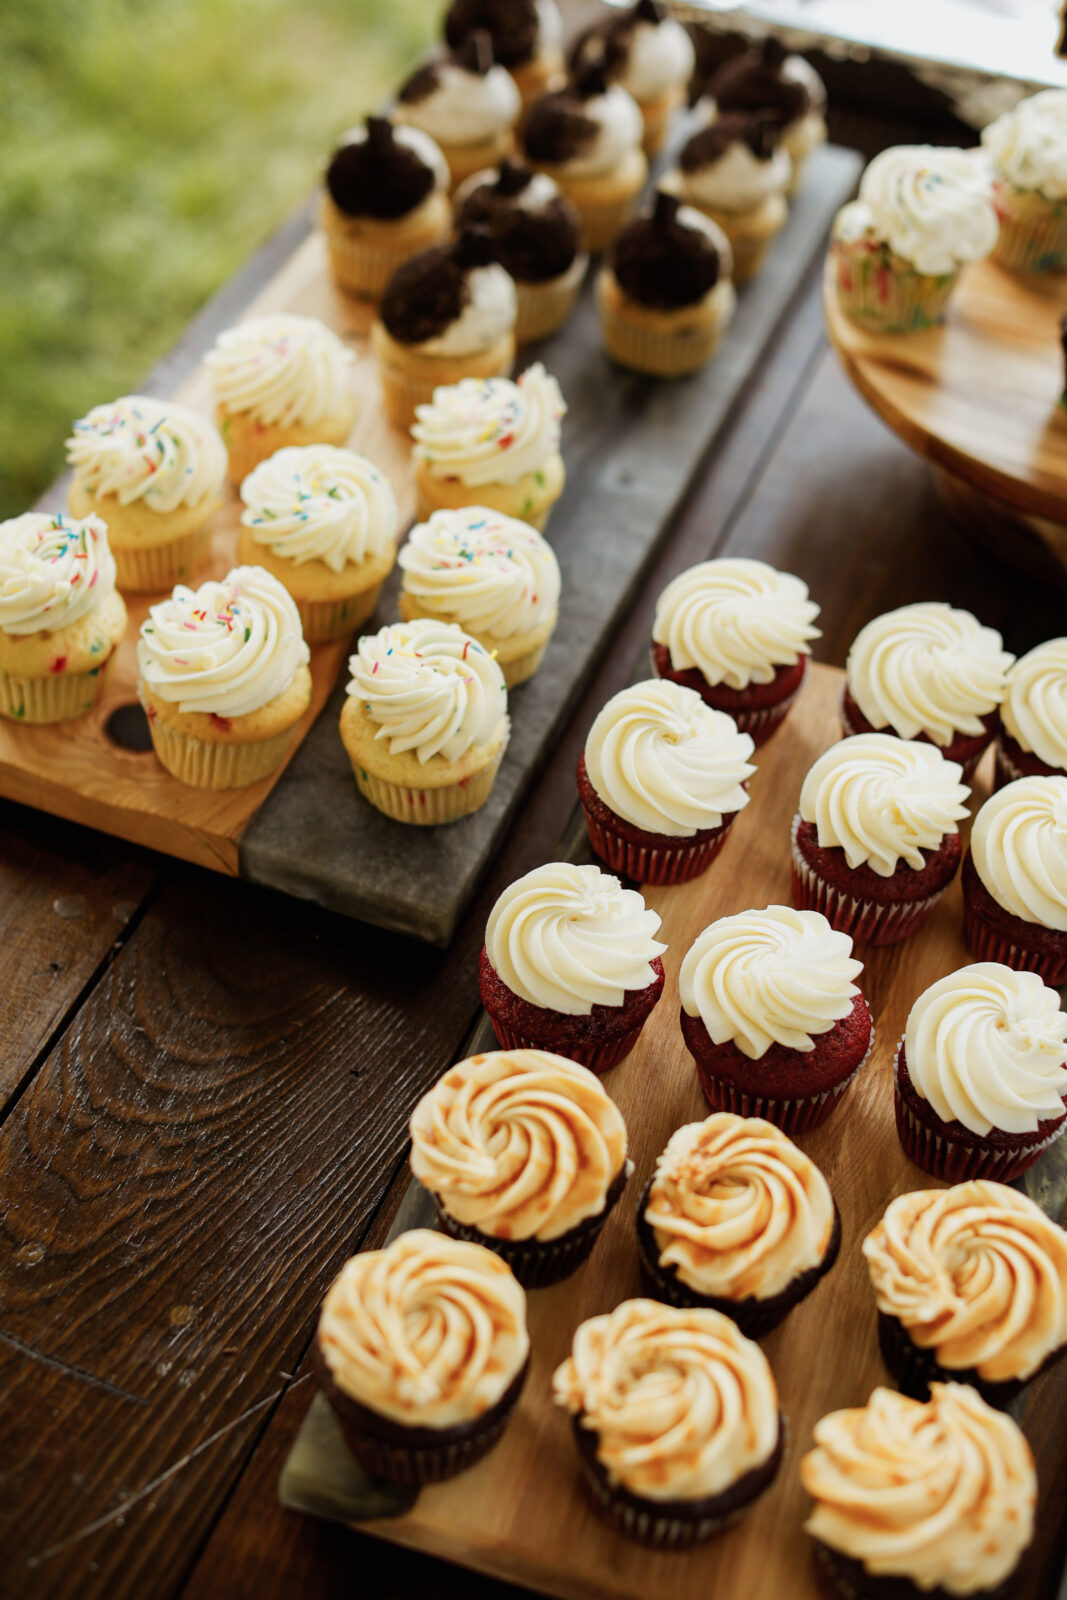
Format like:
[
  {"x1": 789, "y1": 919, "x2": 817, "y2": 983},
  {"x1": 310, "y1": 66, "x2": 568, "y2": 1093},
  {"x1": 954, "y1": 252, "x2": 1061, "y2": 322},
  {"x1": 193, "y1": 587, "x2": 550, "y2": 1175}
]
[
  {"x1": 791, "y1": 813, "x2": 946, "y2": 947},
  {"x1": 582, "y1": 807, "x2": 735, "y2": 886},
  {"x1": 961, "y1": 896, "x2": 1067, "y2": 988},
  {"x1": 875, "y1": 1310, "x2": 1040, "y2": 1412},
  {"x1": 695, "y1": 1026, "x2": 874, "y2": 1136},
  {"x1": 812, "y1": 1538, "x2": 1021, "y2": 1600}
]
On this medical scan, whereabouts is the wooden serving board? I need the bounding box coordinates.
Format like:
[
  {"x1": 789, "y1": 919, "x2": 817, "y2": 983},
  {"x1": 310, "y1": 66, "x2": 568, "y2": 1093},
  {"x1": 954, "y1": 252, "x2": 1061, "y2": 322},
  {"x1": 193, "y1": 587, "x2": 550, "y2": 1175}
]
[{"x1": 278, "y1": 661, "x2": 1067, "y2": 1600}]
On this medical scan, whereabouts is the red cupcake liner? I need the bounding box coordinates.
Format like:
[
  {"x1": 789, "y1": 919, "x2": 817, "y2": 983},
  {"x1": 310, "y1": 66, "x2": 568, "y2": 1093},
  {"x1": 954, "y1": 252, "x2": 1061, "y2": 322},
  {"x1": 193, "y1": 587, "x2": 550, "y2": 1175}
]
[
  {"x1": 694, "y1": 1026, "x2": 875, "y2": 1135},
  {"x1": 582, "y1": 807, "x2": 733, "y2": 886},
  {"x1": 992, "y1": 730, "x2": 1060, "y2": 792},
  {"x1": 961, "y1": 852, "x2": 1067, "y2": 986},
  {"x1": 839, "y1": 683, "x2": 995, "y2": 781},
  {"x1": 485, "y1": 1015, "x2": 651, "y2": 1076},
  {"x1": 790, "y1": 813, "x2": 946, "y2": 947},
  {"x1": 649, "y1": 646, "x2": 806, "y2": 747}
]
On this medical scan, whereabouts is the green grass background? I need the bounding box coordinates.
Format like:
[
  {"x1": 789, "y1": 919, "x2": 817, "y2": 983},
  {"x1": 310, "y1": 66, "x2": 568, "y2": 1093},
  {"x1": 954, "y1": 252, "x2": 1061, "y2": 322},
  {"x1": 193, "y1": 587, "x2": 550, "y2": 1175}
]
[{"x1": 0, "y1": 0, "x2": 436, "y2": 519}]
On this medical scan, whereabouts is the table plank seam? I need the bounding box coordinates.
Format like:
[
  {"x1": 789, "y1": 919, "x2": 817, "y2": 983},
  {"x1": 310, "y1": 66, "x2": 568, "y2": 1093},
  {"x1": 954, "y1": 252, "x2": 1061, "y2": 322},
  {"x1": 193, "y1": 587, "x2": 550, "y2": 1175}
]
[{"x1": 0, "y1": 1328, "x2": 148, "y2": 1407}]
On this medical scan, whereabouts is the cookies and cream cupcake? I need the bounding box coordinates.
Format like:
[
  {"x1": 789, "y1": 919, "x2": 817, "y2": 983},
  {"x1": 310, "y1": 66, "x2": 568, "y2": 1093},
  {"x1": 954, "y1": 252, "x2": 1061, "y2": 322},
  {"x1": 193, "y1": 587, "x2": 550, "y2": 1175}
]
[
  {"x1": 321, "y1": 117, "x2": 451, "y2": 300},
  {"x1": 663, "y1": 113, "x2": 791, "y2": 283},
  {"x1": 577, "y1": 678, "x2": 756, "y2": 884},
  {"x1": 802, "y1": 1384, "x2": 1036, "y2": 1600},
  {"x1": 568, "y1": 0, "x2": 696, "y2": 157},
  {"x1": 0, "y1": 513, "x2": 127, "y2": 724},
  {"x1": 983, "y1": 89, "x2": 1067, "y2": 273},
  {"x1": 651, "y1": 557, "x2": 819, "y2": 743},
  {"x1": 679, "y1": 906, "x2": 873, "y2": 1133},
  {"x1": 479, "y1": 860, "x2": 666, "y2": 1074},
  {"x1": 397, "y1": 506, "x2": 560, "y2": 687},
  {"x1": 393, "y1": 33, "x2": 520, "y2": 192},
  {"x1": 411, "y1": 363, "x2": 566, "y2": 530},
  {"x1": 409, "y1": 1047, "x2": 629, "y2": 1285},
  {"x1": 865, "y1": 1181, "x2": 1067, "y2": 1407},
  {"x1": 792, "y1": 735, "x2": 971, "y2": 946},
  {"x1": 705, "y1": 37, "x2": 826, "y2": 190},
  {"x1": 553, "y1": 1299, "x2": 783, "y2": 1548},
  {"x1": 995, "y1": 637, "x2": 1067, "y2": 787},
  {"x1": 962, "y1": 777, "x2": 1067, "y2": 985},
  {"x1": 205, "y1": 314, "x2": 357, "y2": 482},
  {"x1": 445, "y1": 0, "x2": 565, "y2": 111},
  {"x1": 894, "y1": 962, "x2": 1067, "y2": 1182},
  {"x1": 637, "y1": 1113, "x2": 840, "y2": 1335},
  {"x1": 313, "y1": 1228, "x2": 529, "y2": 1484},
  {"x1": 137, "y1": 565, "x2": 311, "y2": 788},
  {"x1": 66, "y1": 394, "x2": 226, "y2": 592}
]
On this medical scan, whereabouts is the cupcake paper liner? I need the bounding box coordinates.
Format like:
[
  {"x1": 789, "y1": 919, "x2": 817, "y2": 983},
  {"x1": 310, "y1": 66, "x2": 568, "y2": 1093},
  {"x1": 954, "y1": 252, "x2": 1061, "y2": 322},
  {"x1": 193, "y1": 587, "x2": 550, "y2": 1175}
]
[
  {"x1": 832, "y1": 237, "x2": 958, "y2": 333},
  {"x1": 498, "y1": 638, "x2": 549, "y2": 689},
  {"x1": 694, "y1": 1026, "x2": 875, "y2": 1136},
  {"x1": 111, "y1": 524, "x2": 214, "y2": 594},
  {"x1": 581, "y1": 806, "x2": 735, "y2": 886},
  {"x1": 791, "y1": 813, "x2": 947, "y2": 948},
  {"x1": 876, "y1": 1310, "x2": 1030, "y2": 1411},
  {"x1": 486, "y1": 1015, "x2": 650, "y2": 1077},
  {"x1": 734, "y1": 685, "x2": 802, "y2": 746},
  {"x1": 514, "y1": 257, "x2": 588, "y2": 344},
  {"x1": 993, "y1": 738, "x2": 1027, "y2": 791},
  {"x1": 379, "y1": 354, "x2": 514, "y2": 431},
  {"x1": 0, "y1": 660, "x2": 109, "y2": 725},
  {"x1": 599, "y1": 292, "x2": 734, "y2": 378},
  {"x1": 297, "y1": 581, "x2": 385, "y2": 645},
  {"x1": 993, "y1": 185, "x2": 1067, "y2": 274},
  {"x1": 811, "y1": 1541, "x2": 1021, "y2": 1600},
  {"x1": 147, "y1": 716, "x2": 297, "y2": 789},
  {"x1": 961, "y1": 896, "x2": 1067, "y2": 988},
  {"x1": 323, "y1": 215, "x2": 449, "y2": 302},
  {"x1": 351, "y1": 750, "x2": 503, "y2": 825}
]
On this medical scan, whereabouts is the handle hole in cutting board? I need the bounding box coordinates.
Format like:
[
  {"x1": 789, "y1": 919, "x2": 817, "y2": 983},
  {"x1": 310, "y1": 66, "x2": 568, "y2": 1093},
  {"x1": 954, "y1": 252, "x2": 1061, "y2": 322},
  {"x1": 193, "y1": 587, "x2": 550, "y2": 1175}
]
[{"x1": 105, "y1": 703, "x2": 153, "y2": 754}]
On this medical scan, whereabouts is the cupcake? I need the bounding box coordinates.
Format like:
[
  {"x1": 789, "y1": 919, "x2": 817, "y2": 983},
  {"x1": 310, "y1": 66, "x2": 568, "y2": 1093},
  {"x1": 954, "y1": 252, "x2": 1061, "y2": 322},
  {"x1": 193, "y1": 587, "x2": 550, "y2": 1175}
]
[
  {"x1": 802, "y1": 1384, "x2": 1036, "y2": 1600},
  {"x1": 454, "y1": 160, "x2": 586, "y2": 342},
  {"x1": 340, "y1": 617, "x2": 509, "y2": 824},
  {"x1": 444, "y1": 0, "x2": 565, "y2": 111},
  {"x1": 397, "y1": 506, "x2": 560, "y2": 688},
  {"x1": 893, "y1": 962, "x2": 1067, "y2": 1183},
  {"x1": 662, "y1": 113, "x2": 792, "y2": 284},
  {"x1": 409, "y1": 1047, "x2": 630, "y2": 1286},
  {"x1": 983, "y1": 89, "x2": 1067, "y2": 273},
  {"x1": 237, "y1": 446, "x2": 397, "y2": 643},
  {"x1": 962, "y1": 776, "x2": 1067, "y2": 984},
  {"x1": 831, "y1": 146, "x2": 999, "y2": 334},
  {"x1": 313, "y1": 1228, "x2": 529, "y2": 1485},
  {"x1": 704, "y1": 37, "x2": 826, "y2": 191},
  {"x1": 392, "y1": 33, "x2": 520, "y2": 193},
  {"x1": 371, "y1": 230, "x2": 517, "y2": 430},
  {"x1": 320, "y1": 117, "x2": 451, "y2": 300},
  {"x1": 842, "y1": 601, "x2": 1013, "y2": 779},
  {"x1": 576, "y1": 678, "x2": 755, "y2": 885},
  {"x1": 864, "y1": 1181, "x2": 1067, "y2": 1408},
  {"x1": 637, "y1": 1113, "x2": 840, "y2": 1335},
  {"x1": 568, "y1": 0, "x2": 696, "y2": 158},
  {"x1": 679, "y1": 906, "x2": 873, "y2": 1133},
  {"x1": 522, "y1": 64, "x2": 647, "y2": 254},
  {"x1": 0, "y1": 514, "x2": 127, "y2": 724},
  {"x1": 479, "y1": 860, "x2": 666, "y2": 1074},
  {"x1": 137, "y1": 566, "x2": 312, "y2": 789},
  {"x1": 553, "y1": 1298, "x2": 783, "y2": 1548},
  {"x1": 792, "y1": 735, "x2": 970, "y2": 947},
  {"x1": 66, "y1": 395, "x2": 226, "y2": 592},
  {"x1": 651, "y1": 557, "x2": 819, "y2": 744},
  {"x1": 995, "y1": 637, "x2": 1067, "y2": 787},
  {"x1": 410, "y1": 363, "x2": 566, "y2": 530},
  {"x1": 205, "y1": 314, "x2": 357, "y2": 483},
  {"x1": 597, "y1": 191, "x2": 736, "y2": 377}
]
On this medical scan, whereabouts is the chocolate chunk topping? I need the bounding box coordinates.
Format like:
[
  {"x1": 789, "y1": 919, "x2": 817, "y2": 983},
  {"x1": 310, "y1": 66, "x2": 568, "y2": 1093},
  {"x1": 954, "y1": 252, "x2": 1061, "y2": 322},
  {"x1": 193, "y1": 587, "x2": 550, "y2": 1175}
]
[
  {"x1": 458, "y1": 28, "x2": 495, "y2": 76},
  {"x1": 679, "y1": 110, "x2": 780, "y2": 171},
  {"x1": 612, "y1": 190, "x2": 721, "y2": 309},
  {"x1": 380, "y1": 243, "x2": 470, "y2": 345},
  {"x1": 494, "y1": 158, "x2": 534, "y2": 198},
  {"x1": 397, "y1": 59, "x2": 443, "y2": 105},
  {"x1": 445, "y1": 0, "x2": 540, "y2": 70},
  {"x1": 326, "y1": 118, "x2": 437, "y2": 221},
  {"x1": 709, "y1": 36, "x2": 810, "y2": 126},
  {"x1": 572, "y1": 59, "x2": 610, "y2": 100},
  {"x1": 569, "y1": 0, "x2": 667, "y2": 83},
  {"x1": 456, "y1": 163, "x2": 580, "y2": 282},
  {"x1": 453, "y1": 224, "x2": 496, "y2": 270},
  {"x1": 523, "y1": 86, "x2": 599, "y2": 166}
]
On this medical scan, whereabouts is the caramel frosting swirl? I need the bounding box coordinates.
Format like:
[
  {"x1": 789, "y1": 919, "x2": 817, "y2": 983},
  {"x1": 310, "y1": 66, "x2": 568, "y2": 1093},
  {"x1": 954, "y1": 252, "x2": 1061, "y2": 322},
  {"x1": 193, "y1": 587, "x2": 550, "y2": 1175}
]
[
  {"x1": 410, "y1": 1049, "x2": 627, "y2": 1241},
  {"x1": 1002, "y1": 638, "x2": 1067, "y2": 769},
  {"x1": 317, "y1": 1228, "x2": 528, "y2": 1428},
  {"x1": 484, "y1": 861, "x2": 666, "y2": 1016},
  {"x1": 66, "y1": 394, "x2": 227, "y2": 513},
  {"x1": 412, "y1": 364, "x2": 566, "y2": 488},
  {"x1": 679, "y1": 906, "x2": 862, "y2": 1060},
  {"x1": 206, "y1": 314, "x2": 355, "y2": 428},
  {"x1": 864, "y1": 1181, "x2": 1067, "y2": 1383},
  {"x1": 652, "y1": 558, "x2": 820, "y2": 690},
  {"x1": 904, "y1": 962, "x2": 1067, "y2": 1137},
  {"x1": 798, "y1": 734, "x2": 970, "y2": 878},
  {"x1": 802, "y1": 1383, "x2": 1036, "y2": 1595},
  {"x1": 971, "y1": 776, "x2": 1067, "y2": 932},
  {"x1": 398, "y1": 507, "x2": 560, "y2": 641},
  {"x1": 0, "y1": 513, "x2": 117, "y2": 635},
  {"x1": 553, "y1": 1298, "x2": 779, "y2": 1501},
  {"x1": 846, "y1": 602, "x2": 1013, "y2": 746},
  {"x1": 646, "y1": 1114, "x2": 836, "y2": 1301},
  {"x1": 239, "y1": 445, "x2": 397, "y2": 573}
]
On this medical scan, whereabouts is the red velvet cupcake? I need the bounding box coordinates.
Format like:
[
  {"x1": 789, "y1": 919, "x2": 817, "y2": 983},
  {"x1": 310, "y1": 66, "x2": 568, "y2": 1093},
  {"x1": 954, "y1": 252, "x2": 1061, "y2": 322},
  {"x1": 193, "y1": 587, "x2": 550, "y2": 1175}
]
[
  {"x1": 679, "y1": 904, "x2": 874, "y2": 1134},
  {"x1": 993, "y1": 637, "x2": 1067, "y2": 790},
  {"x1": 480, "y1": 860, "x2": 666, "y2": 1075},
  {"x1": 791, "y1": 734, "x2": 970, "y2": 947},
  {"x1": 963, "y1": 777, "x2": 1067, "y2": 985},
  {"x1": 650, "y1": 557, "x2": 819, "y2": 745}
]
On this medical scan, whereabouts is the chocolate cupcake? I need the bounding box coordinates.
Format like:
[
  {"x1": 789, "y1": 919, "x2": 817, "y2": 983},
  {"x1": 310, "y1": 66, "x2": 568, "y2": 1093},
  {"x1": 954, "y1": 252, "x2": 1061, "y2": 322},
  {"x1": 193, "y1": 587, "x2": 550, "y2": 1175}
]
[
  {"x1": 679, "y1": 905, "x2": 873, "y2": 1133},
  {"x1": 663, "y1": 112, "x2": 791, "y2": 282},
  {"x1": 568, "y1": 0, "x2": 695, "y2": 156},
  {"x1": 445, "y1": 0, "x2": 565, "y2": 110},
  {"x1": 313, "y1": 1228, "x2": 529, "y2": 1484},
  {"x1": 705, "y1": 37, "x2": 827, "y2": 192},
  {"x1": 409, "y1": 1047, "x2": 630, "y2": 1286},
  {"x1": 393, "y1": 33, "x2": 520, "y2": 192},
  {"x1": 553, "y1": 1298, "x2": 784, "y2": 1548},
  {"x1": 894, "y1": 962, "x2": 1067, "y2": 1183},
  {"x1": 864, "y1": 1181, "x2": 1067, "y2": 1408},
  {"x1": 802, "y1": 1384, "x2": 1036, "y2": 1600},
  {"x1": 637, "y1": 1113, "x2": 840, "y2": 1335},
  {"x1": 963, "y1": 777, "x2": 1067, "y2": 984},
  {"x1": 995, "y1": 638, "x2": 1067, "y2": 787},
  {"x1": 479, "y1": 860, "x2": 666, "y2": 1075}
]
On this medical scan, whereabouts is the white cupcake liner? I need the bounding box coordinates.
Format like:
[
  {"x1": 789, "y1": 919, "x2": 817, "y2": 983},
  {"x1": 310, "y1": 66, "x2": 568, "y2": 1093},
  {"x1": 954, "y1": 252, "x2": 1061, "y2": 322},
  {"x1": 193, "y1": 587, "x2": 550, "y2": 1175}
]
[
  {"x1": 147, "y1": 717, "x2": 296, "y2": 789},
  {"x1": 0, "y1": 662, "x2": 109, "y2": 724},
  {"x1": 351, "y1": 750, "x2": 503, "y2": 824}
]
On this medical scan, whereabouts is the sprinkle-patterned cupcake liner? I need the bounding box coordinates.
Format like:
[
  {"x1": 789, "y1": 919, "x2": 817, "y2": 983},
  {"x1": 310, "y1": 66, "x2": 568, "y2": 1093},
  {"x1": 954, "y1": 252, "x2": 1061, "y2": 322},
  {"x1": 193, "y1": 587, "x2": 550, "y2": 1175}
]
[
  {"x1": 297, "y1": 581, "x2": 386, "y2": 645},
  {"x1": 790, "y1": 812, "x2": 946, "y2": 947},
  {"x1": 694, "y1": 1026, "x2": 875, "y2": 1136},
  {"x1": 514, "y1": 256, "x2": 588, "y2": 344},
  {"x1": 992, "y1": 184, "x2": 1067, "y2": 274},
  {"x1": 0, "y1": 660, "x2": 110, "y2": 725},
  {"x1": 111, "y1": 524, "x2": 214, "y2": 594},
  {"x1": 147, "y1": 717, "x2": 296, "y2": 789},
  {"x1": 582, "y1": 807, "x2": 735, "y2": 886},
  {"x1": 351, "y1": 750, "x2": 503, "y2": 825},
  {"x1": 961, "y1": 894, "x2": 1067, "y2": 988},
  {"x1": 832, "y1": 237, "x2": 958, "y2": 333}
]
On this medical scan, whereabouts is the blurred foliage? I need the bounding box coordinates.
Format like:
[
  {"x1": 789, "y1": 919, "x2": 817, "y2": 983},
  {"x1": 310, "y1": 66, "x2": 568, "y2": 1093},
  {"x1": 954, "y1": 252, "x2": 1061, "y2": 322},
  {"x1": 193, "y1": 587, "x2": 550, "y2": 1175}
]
[{"x1": 0, "y1": 0, "x2": 436, "y2": 516}]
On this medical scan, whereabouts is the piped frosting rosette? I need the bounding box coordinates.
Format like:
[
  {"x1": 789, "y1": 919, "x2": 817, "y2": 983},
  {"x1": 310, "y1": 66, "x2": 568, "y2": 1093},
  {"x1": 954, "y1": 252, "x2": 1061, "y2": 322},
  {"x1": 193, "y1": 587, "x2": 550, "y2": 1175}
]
[
  {"x1": 412, "y1": 365, "x2": 565, "y2": 487},
  {"x1": 239, "y1": 445, "x2": 397, "y2": 572},
  {"x1": 833, "y1": 146, "x2": 998, "y2": 276},
  {"x1": 652, "y1": 558, "x2": 820, "y2": 690},
  {"x1": 999, "y1": 638, "x2": 1067, "y2": 778},
  {"x1": 983, "y1": 89, "x2": 1067, "y2": 201},
  {"x1": 66, "y1": 395, "x2": 227, "y2": 514},
  {"x1": 0, "y1": 513, "x2": 118, "y2": 636},
  {"x1": 207, "y1": 314, "x2": 356, "y2": 430},
  {"x1": 970, "y1": 777, "x2": 1067, "y2": 933}
]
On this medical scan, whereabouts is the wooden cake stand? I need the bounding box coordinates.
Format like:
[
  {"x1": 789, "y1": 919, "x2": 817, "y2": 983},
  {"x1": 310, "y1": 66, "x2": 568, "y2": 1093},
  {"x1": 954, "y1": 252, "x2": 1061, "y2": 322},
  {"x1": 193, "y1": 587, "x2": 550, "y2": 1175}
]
[{"x1": 823, "y1": 251, "x2": 1067, "y2": 586}]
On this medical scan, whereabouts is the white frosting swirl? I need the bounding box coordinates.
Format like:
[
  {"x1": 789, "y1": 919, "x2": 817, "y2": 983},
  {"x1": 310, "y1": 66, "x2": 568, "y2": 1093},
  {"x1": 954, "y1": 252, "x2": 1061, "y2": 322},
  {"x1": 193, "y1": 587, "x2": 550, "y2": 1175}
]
[
  {"x1": 398, "y1": 507, "x2": 560, "y2": 641},
  {"x1": 417, "y1": 264, "x2": 517, "y2": 358},
  {"x1": 799, "y1": 734, "x2": 970, "y2": 878},
  {"x1": 395, "y1": 60, "x2": 520, "y2": 147},
  {"x1": 553, "y1": 1298, "x2": 779, "y2": 1501},
  {"x1": 137, "y1": 566, "x2": 309, "y2": 717},
  {"x1": 206, "y1": 314, "x2": 355, "y2": 428},
  {"x1": 540, "y1": 85, "x2": 643, "y2": 178},
  {"x1": 905, "y1": 962, "x2": 1067, "y2": 1136},
  {"x1": 847, "y1": 602, "x2": 1012, "y2": 746},
  {"x1": 673, "y1": 138, "x2": 792, "y2": 212},
  {"x1": 1002, "y1": 639, "x2": 1067, "y2": 769},
  {"x1": 982, "y1": 88, "x2": 1067, "y2": 202},
  {"x1": 838, "y1": 145, "x2": 998, "y2": 275},
  {"x1": 970, "y1": 776, "x2": 1067, "y2": 932},
  {"x1": 346, "y1": 617, "x2": 506, "y2": 764},
  {"x1": 412, "y1": 364, "x2": 565, "y2": 486},
  {"x1": 239, "y1": 445, "x2": 397, "y2": 573},
  {"x1": 615, "y1": 17, "x2": 695, "y2": 104},
  {"x1": 0, "y1": 514, "x2": 117, "y2": 636},
  {"x1": 534, "y1": 0, "x2": 563, "y2": 54},
  {"x1": 484, "y1": 861, "x2": 665, "y2": 1016},
  {"x1": 66, "y1": 395, "x2": 226, "y2": 513},
  {"x1": 653, "y1": 558, "x2": 820, "y2": 690},
  {"x1": 585, "y1": 680, "x2": 755, "y2": 839},
  {"x1": 679, "y1": 906, "x2": 863, "y2": 1060}
]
